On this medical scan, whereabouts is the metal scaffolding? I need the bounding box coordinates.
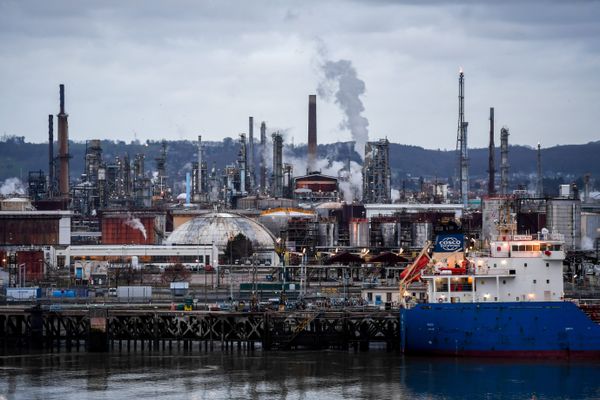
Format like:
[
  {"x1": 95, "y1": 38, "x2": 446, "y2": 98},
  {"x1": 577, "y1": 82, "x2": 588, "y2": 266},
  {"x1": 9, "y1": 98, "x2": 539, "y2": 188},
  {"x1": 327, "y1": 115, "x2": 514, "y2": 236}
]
[{"x1": 362, "y1": 138, "x2": 391, "y2": 204}]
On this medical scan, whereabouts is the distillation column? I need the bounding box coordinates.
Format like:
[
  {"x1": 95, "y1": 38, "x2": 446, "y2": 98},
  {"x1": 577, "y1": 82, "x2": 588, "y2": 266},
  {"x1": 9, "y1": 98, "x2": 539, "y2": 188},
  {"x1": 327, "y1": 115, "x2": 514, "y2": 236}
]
[{"x1": 500, "y1": 127, "x2": 510, "y2": 195}]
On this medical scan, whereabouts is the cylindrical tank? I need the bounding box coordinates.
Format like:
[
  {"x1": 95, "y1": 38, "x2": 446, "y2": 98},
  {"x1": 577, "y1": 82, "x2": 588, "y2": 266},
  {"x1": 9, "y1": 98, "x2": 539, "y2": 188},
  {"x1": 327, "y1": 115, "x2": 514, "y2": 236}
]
[
  {"x1": 318, "y1": 222, "x2": 338, "y2": 247},
  {"x1": 546, "y1": 199, "x2": 581, "y2": 249},
  {"x1": 349, "y1": 218, "x2": 369, "y2": 248},
  {"x1": 258, "y1": 209, "x2": 316, "y2": 237},
  {"x1": 411, "y1": 222, "x2": 432, "y2": 248},
  {"x1": 380, "y1": 222, "x2": 397, "y2": 248}
]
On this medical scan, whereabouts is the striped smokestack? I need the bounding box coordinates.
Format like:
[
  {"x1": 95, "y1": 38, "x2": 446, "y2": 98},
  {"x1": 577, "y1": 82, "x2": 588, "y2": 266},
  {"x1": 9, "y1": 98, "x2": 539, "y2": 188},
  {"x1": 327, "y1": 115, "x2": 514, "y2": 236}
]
[
  {"x1": 308, "y1": 94, "x2": 317, "y2": 172},
  {"x1": 57, "y1": 84, "x2": 70, "y2": 199}
]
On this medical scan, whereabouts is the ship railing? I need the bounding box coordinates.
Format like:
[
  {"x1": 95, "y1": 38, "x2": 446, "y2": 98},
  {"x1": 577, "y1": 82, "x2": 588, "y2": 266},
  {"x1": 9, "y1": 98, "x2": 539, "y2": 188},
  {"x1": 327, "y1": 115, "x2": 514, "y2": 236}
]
[
  {"x1": 491, "y1": 232, "x2": 565, "y2": 242},
  {"x1": 570, "y1": 298, "x2": 600, "y2": 306},
  {"x1": 422, "y1": 268, "x2": 513, "y2": 277}
]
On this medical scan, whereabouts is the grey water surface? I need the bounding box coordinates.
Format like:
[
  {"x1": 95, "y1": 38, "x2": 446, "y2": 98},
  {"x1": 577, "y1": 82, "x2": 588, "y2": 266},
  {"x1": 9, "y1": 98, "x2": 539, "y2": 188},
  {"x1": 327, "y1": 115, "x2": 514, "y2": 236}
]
[{"x1": 0, "y1": 349, "x2": 599, "y2": 399}]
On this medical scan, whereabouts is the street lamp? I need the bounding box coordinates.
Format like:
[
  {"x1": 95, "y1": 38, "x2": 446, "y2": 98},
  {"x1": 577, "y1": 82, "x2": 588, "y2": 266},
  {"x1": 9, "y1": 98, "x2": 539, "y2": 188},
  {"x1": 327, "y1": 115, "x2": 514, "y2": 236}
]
[{"x1": 300, "y1": 248, "x2": 307, "y2": 297}]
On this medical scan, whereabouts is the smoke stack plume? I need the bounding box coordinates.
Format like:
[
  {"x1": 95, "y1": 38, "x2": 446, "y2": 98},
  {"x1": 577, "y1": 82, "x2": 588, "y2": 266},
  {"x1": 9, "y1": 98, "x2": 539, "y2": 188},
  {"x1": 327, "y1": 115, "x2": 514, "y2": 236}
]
[
  {"x1": 308, "y1": 95, "x2": 317, "y2": 172},
  {"x1": 57, "y1": 84, "x2": 70, "y2": 199},
  {"x1": 318, "y1": 59, "x2": 369, "y2": 159}
]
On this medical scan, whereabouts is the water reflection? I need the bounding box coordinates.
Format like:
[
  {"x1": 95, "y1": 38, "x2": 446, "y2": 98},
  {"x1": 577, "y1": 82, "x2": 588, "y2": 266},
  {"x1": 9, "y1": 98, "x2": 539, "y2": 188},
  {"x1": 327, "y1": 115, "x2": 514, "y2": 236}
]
[{"x1": 0, "y1": 350, "x2": 599, "y2": 399}]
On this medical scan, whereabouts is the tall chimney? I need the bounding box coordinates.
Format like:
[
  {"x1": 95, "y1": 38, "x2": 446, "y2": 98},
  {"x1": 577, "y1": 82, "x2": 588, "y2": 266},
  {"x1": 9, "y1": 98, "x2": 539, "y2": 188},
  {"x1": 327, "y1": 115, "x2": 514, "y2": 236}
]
[
  {"x1": 197, "y1": 135, "x2": 202, "y2": 195},
  {"x1": 57, "y1": 84, "x2": 70, "y2": 199},
  {"x1": 500, "y1": 127, "x2": 509, "y2": 195},
  {"x1": 488, "y1": 107, "x2": 495, "y2": 196},
  {"x1": 308, "y1": 94, "x2": 317, "y2": 173},
  {"x1": 248, "y1": 117, "x2": 255, "y2": 191},
  {"x1": 260, "y1": 121, "x2": 267, "y2": 193},
  {"x1": 48, "y1": 114, "x2": 54, "y2": 198},
  {"x1": 239, "y1": 133, "x2": 247, "y2": 194},
  {"x1": 272, "y1": 132, "x2": 283, "y2": 197},
  {"x1": 536, "y1": 142, "x2": 543, "y2": 198},
  {"x1": 584, "y1": 173, "x2": 591, "y2": 203}
]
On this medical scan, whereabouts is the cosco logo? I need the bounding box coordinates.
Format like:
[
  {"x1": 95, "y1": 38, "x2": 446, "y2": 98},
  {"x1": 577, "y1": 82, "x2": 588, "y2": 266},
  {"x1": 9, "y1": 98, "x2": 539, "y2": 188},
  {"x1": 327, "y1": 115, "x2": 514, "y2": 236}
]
[{"x1": 439, "y1": 237, "x2": 462, "y2": 251}]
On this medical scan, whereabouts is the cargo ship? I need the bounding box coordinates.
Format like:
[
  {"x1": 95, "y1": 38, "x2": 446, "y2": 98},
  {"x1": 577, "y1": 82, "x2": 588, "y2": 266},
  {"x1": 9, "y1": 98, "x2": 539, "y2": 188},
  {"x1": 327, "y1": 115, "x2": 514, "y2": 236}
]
[{"x1": 400, "y1": 228, "x2": 600, "y2": 358}]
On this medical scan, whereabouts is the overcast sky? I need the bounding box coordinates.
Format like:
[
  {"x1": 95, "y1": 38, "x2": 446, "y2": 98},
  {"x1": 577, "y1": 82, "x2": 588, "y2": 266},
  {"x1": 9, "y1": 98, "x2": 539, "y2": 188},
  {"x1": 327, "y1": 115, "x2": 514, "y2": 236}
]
[{"x1": 1, "y1": 0, "x2": 599, "y2": 151}]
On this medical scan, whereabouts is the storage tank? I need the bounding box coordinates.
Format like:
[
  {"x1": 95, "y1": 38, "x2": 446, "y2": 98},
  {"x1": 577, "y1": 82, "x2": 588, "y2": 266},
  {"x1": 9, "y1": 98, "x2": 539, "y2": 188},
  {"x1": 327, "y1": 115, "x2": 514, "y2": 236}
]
[
  {"x1": 349, "y1": 218, "x2": 369, "y2": 248},
  {"x1": 101, "y1": 213, "x2": 155, "y2": 245},
  {"x1": 318, "y1": 221, "x2": 338, "y2": 247},
  {"x1": 258, "y1": 208, "x2": 316, "y2": 237},
  {"x1": 380, "y1": 222, "x2": 398, "y2": 248},
  {"x1": 546, "y1": 198, "x2": 581, "y2": 249},
  {"x1": 581, "y1": 212, "x2": 600, "y2": 249},
  {"x1": 411, "y1": 222, "x2": 432, "y2": 248}
]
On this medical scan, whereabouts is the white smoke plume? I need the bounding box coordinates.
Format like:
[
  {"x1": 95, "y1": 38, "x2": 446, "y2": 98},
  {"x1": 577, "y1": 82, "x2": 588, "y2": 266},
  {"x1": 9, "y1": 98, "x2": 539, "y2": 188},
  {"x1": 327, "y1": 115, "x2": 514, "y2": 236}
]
[
  {"x1": 125, "y1": 213, "x2": 148, "y2": 240},
  {"x1": 581, "y1": 236, "x2": 595, "y2": 250},
  {"x1": 262, "y1": 132, "x2": 274, "y2": 176},
  {"x1": 283, "y1": 146, "x2": 362, "y2": 202},
  {"x1": 318, "y1": 59, "x2": 370, "y2": 159},
  {"x1": 0, "y1": 177, "x2": 26, "y2": 196}
]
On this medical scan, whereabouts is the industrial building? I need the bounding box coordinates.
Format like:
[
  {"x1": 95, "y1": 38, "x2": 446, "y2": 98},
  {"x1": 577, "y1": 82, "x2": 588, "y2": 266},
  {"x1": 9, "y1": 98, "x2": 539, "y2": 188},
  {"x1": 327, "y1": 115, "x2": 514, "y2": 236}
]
[
  {"x1": 0, "y1": 78, "x2": 596, "y2": 300},
  {"x1": 362, "y1": 139, "x2": 391, "y2": 204},
  {"x1": 293, "y1": 172, "x2": 339, "y2": 203}
]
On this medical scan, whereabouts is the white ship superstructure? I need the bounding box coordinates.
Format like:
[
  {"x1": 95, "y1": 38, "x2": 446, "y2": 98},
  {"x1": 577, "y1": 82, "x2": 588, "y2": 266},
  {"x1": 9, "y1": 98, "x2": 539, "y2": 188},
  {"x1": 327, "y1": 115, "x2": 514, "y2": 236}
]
[{"x1": 421, "y1": 232, "x2": 565, "y2": 304}]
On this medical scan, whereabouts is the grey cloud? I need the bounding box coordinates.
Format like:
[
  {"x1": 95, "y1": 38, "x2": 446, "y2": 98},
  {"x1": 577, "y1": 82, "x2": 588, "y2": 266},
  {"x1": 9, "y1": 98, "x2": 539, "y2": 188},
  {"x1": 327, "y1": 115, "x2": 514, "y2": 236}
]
[{"x1": 0, "y1": 0, "x2": 598, "y2": 150}]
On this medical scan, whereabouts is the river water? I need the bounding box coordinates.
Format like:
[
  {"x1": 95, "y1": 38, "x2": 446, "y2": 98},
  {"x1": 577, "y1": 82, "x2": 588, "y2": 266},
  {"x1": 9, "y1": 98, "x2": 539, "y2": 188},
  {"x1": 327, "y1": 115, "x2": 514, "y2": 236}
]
[{"x1": 0, "y1": 349, "x2": 599, "y2": 399}]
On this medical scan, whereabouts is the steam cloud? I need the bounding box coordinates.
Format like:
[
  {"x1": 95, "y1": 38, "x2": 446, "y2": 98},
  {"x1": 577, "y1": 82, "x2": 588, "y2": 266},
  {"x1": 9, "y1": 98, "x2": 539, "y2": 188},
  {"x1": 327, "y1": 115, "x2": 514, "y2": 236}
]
[
  {"x1": 283, "y1": 146, "x2": 362, "y2": 202},
  {"x1": 0, "y1": 177, "x2": 26, "y2": 196},
  {"x1": 125, "y1": 213, "x2": 148, "y2": 240},
  {"x1": 318, "y1": 59, "x2": 370, "y2": 159},
  {"x1": 581, "y1": 236, "x2": 595, "y2": 250}
]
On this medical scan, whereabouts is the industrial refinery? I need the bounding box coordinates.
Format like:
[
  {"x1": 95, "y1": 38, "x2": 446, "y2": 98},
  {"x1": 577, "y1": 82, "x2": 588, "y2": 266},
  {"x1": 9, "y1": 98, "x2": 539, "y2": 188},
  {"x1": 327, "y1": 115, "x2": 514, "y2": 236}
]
[{"x1": 0, "y1": 71, "x2": 599, "y2": 311}]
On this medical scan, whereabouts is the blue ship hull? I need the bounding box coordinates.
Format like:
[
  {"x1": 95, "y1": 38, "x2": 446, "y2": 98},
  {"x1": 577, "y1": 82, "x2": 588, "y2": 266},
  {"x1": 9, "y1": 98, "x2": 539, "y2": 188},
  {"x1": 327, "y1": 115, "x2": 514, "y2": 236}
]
[{"x1": 400, "y1": 302, "x2": 600, "y2": 358}]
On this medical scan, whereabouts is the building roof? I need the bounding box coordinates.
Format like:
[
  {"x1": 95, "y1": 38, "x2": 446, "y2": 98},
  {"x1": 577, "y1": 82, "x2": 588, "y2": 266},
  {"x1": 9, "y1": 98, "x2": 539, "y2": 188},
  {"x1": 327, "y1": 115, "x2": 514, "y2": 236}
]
[
  {"x1": 165, "y1": 212, "x2": 275, "y2": 249},
  {"x1": 294, "y1": 173, "x2": 338, "y2": 182}
]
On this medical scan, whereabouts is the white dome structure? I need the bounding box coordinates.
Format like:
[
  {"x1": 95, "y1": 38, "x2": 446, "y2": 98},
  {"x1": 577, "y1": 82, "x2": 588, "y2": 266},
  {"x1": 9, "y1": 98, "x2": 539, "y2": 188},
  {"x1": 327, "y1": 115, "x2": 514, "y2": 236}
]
[{"x1": 165, "y1": 212, "x2": 276, "y2": 250}]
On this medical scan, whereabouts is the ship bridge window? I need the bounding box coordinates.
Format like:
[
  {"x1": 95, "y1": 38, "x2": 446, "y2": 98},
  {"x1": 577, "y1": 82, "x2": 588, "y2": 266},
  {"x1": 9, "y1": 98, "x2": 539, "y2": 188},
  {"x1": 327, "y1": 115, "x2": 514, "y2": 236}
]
[
  {"x1": 525, "y1": 245, "x2": 533, "y2": 251},
  {"x1": 532, "y1": 244, "x2": 540, "y2": 251},
  {"x1": 540, "y1": 244, "x2": 547, "y2": 251},
  {"x1": 518, "y1": 245, "x2": 526, "y2": 251},
  {"x1": 512, "y1": 245, "x2": 519, "y2": 252},
  {"x1": 552, "y1": 245, "x2": 562, "y2": 251}
]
